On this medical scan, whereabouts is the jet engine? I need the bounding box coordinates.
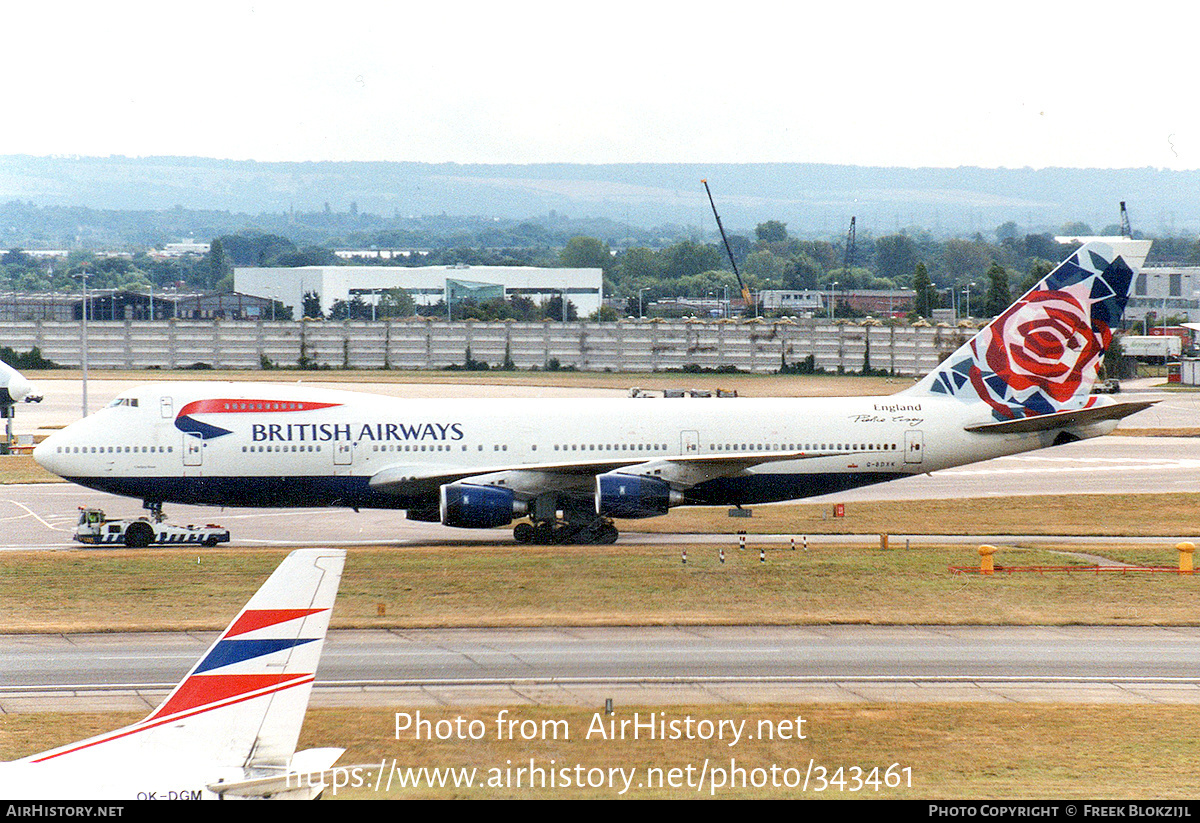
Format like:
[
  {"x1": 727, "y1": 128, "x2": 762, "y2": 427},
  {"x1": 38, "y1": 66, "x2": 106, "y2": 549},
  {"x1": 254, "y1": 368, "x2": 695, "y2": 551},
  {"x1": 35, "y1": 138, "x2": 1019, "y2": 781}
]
[
  {"x1": 594, "y1": 473, "x2": 681, "y2": 519},
  {"x1": 439, "y1": 483, "x2": 527, "y2": 529}
]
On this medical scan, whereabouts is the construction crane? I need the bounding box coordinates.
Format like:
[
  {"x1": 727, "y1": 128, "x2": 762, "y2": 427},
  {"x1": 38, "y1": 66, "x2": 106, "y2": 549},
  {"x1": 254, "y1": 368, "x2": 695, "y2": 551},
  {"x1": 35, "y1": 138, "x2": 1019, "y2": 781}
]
[
  {"x1": 702, "y1": 180, "x2": 754, "y2": 314},
  {"x1": 1119, "y1": 201, "x2": 1132, "y2": 238},
  {"x1": 843, "y1": 215, "x2": 857, "y2": 276}
]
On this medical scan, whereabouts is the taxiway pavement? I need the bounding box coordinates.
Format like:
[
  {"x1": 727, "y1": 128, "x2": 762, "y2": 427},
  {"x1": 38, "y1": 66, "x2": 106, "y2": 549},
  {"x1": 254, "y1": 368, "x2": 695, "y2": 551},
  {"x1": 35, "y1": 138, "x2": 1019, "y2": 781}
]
[{"x1": 4, "y1": 626, "x2": 1200, "y2": 712}]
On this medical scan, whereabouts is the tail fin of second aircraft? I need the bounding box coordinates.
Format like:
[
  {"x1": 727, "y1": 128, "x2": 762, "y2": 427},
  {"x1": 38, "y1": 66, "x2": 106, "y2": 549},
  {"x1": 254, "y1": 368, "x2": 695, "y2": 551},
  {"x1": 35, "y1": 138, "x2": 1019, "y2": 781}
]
[
  {"x1": 19, "y1": 548, "x2": 345, "y2": 799},
  {"x1": 905, "y1": 240, "x2": 1151, "y2": 421}
]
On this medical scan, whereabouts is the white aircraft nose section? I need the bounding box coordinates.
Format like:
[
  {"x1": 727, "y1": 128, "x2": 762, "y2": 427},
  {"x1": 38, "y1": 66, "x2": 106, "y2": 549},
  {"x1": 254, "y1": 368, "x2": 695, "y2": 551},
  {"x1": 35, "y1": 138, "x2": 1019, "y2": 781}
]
[
  {"x1": 7, "y1": 373, "x2": 32, "y2": 403},
  {"x1": 0, "y1": 363, "x2": 32, "y2": 403},
  {"x1": 32, "y1": 432, "x2": 65, "y2": 476}
]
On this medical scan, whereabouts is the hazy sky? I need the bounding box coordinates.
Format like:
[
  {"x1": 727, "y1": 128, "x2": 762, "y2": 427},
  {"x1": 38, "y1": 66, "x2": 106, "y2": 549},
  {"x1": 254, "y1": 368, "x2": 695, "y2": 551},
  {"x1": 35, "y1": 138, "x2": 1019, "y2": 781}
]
[{"x1": 6, "y1": 0, "x2": 1196, "y2": 169}]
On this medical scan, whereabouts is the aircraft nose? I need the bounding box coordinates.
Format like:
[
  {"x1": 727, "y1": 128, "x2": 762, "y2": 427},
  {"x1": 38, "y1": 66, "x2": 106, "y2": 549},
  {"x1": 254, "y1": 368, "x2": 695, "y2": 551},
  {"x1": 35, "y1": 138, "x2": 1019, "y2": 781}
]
[
  {"x1": 1, "y1": 371, "x2": 31, "y2": 404},
  {"x1": 33, "y1": 432, "x2": 65, "y2": 476},
  {"x1": 7, "y1": 372, "x2": 31, "y2": 402}
]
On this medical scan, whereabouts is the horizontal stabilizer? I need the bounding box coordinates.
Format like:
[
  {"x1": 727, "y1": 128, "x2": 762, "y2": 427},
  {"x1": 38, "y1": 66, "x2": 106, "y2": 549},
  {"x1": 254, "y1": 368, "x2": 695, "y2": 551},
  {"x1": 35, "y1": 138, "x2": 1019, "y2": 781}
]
[
  {"x1": 963, "y1": 400, "x2": 1155, "y2": 434},
  {"x1": 207, "y1": 749, "x2": 348, "y2": 799}
]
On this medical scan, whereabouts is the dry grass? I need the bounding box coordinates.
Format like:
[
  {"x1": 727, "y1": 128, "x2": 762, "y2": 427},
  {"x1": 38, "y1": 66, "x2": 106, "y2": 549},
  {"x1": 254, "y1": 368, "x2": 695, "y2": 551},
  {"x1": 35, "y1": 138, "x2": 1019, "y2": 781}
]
[
  {"x1": 0, "y1": 454, "x2": 59, "y2": 483},
  {"x1": 21, "y1": 368, "x2": 902, "y2": 398},
  {"x1": 1115, "y1": 428, "x2": 1200, "y2": 437},
  {"x1": 632, "y1": 493, "x2": 1200, "y2": 537},
  {"x1": 3, "y1": 704, "x2": 1195, "y2": 799},
  {"x1": 1, "y1": 543, "x2": 1197, "y2": 634}
]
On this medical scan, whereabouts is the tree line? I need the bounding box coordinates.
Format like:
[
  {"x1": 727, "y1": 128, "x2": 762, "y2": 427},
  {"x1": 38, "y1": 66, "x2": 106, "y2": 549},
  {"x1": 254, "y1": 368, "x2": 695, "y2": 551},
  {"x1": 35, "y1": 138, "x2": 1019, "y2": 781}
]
[{"x1": 5, "y1": 218, "x2": 1199, "y2": 321}]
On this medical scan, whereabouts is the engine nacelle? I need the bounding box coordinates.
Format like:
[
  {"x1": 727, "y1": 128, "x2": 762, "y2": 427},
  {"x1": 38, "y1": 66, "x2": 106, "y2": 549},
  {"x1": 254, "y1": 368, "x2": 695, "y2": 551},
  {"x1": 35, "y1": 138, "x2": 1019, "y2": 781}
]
[
  {"x1": 439, "y1": 483, "x2": 525, "y2": 529},
  {"x1": 595, "y1": 473, "x2": 679, "y2": 519}
]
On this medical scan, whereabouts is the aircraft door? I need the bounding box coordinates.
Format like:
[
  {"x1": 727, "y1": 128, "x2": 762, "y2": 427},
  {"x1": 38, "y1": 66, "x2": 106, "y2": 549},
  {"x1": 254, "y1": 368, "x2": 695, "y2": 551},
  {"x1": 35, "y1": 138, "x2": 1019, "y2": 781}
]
[
  {"x1": 904, "y1": 430, "x2": 924, "y2": 465},
  {"x1": 334, "y1": 440, "x2": 354, "y2": 466},
  {"x1": 680, "y1": 430, "x2": 700, "y2": 456},
  {"x1": 160, "y1": 396, "x2": 173, "y2": 418},
  {"x1": 183, "y1": 431, "x2": 203, "y2": 466}
]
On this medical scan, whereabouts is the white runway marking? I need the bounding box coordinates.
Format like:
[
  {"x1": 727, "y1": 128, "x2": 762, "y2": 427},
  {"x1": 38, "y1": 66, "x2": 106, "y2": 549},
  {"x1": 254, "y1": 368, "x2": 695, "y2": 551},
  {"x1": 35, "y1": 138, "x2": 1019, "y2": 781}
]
[{"x1": 3, "y1": 499, "x2": 64, "y2": 531}]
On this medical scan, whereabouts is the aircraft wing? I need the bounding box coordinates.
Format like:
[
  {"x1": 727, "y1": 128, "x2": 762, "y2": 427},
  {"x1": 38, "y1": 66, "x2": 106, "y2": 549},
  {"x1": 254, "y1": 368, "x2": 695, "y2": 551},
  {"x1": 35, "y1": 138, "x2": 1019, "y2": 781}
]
[
  {"x1": 963, "y1": 400, "x2": 1156, "y2": 434},
  {"x1": 367, "y1": 449, "x2": 849, "y2": 498}
]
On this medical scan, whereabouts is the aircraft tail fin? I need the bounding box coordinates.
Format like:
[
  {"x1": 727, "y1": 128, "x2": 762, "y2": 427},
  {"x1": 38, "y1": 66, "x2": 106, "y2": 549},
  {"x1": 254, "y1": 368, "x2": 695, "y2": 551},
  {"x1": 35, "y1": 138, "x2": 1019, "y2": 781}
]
[
  {"x1": 22, "y1": 549, "x2": 345, "y2": 793},
  {"x1": 904, "y1": 240, "x2": 1151, "y2": 421}
]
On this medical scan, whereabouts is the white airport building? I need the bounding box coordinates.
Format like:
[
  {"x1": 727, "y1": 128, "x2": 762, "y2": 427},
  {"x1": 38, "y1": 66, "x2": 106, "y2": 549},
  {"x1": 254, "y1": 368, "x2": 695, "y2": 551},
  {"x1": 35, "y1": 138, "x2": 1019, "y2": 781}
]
[
  {"x1": 1130, "y1": 265, "x2": 1200, "y2": 324},
  {"x1": 234, "y1": 264, "x2": 604, "y2": 318}
]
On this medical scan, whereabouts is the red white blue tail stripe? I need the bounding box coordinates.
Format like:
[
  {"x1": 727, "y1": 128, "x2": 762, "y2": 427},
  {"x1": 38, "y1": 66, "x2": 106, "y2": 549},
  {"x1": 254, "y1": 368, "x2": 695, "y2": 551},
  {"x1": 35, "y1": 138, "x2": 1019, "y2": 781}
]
[
  {"x1": 145, "y1": 607, "x2": 328, "y2": 721},
  {"x1": 17, "y1": 549, "x2": 345, "y2": 785}
]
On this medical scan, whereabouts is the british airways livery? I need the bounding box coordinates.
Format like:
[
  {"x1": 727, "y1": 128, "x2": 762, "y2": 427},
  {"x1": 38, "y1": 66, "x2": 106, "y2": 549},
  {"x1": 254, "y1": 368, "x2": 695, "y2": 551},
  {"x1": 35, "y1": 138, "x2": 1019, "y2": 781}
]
[
  {"x1": 0, "y1": 548, "x2": 346, "y2": 800},
  {"x1": 33, "y1": 241, "x2": 1154, "y2": 545}
]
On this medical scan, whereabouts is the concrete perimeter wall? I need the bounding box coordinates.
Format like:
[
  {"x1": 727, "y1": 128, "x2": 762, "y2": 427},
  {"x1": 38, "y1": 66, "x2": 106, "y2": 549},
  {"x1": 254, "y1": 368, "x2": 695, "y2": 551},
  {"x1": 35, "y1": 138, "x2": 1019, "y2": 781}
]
[{"x1": 3, "y1": 319, "x2": 973, "y2": 375}]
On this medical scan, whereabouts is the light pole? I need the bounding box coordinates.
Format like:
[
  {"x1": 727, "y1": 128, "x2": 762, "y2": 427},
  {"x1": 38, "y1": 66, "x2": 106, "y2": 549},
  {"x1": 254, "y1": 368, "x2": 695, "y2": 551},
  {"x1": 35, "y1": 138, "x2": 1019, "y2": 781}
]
[
  {"x1": 72, "y1": 271, "x2": 92, "y2": 418},
  {"x1": 638, "y1": 288, "x2": 648, "y2": 319},
  {"x1": 829, "y1": 281, "x2": 838, "y2": 320},
  {"x1": 1161, "y1": 274, "x2": 1168, "y2": 333}
]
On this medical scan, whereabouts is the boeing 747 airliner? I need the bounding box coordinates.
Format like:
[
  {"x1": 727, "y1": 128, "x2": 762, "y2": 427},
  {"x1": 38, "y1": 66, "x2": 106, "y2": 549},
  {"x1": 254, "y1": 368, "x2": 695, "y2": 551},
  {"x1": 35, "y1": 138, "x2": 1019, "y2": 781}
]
[{"x1": 33, "y1": 241, "x2": 1154, "y2": 544}]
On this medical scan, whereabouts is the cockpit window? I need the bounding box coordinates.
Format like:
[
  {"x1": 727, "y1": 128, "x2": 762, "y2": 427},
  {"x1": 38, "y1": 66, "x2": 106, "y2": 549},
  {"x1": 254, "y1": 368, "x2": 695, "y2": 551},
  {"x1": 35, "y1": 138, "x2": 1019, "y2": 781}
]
[{"x1": 106, "y1": 397, "x2": 140, "y2": 408}]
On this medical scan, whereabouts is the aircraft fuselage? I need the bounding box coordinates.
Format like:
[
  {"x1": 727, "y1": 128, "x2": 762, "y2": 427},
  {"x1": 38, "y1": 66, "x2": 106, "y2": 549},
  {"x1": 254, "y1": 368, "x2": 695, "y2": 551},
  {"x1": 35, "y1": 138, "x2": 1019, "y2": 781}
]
[{"x1": 33, "y1": 381, "x2": 1112, "y2": 514}]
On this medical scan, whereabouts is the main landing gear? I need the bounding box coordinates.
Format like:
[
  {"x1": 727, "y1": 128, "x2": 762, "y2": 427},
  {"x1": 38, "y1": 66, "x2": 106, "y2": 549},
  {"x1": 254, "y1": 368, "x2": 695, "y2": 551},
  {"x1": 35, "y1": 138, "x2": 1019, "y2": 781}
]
[{"x1": 513, "y1": 516, "x2": 619, "y2": 545}]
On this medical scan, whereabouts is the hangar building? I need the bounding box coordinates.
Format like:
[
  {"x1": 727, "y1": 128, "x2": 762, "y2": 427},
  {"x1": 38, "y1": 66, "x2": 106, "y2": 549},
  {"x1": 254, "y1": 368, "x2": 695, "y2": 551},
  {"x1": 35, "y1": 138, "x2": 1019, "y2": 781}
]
[{"x1": 234, "y1": 264, "x2": 604, "y2": 318}]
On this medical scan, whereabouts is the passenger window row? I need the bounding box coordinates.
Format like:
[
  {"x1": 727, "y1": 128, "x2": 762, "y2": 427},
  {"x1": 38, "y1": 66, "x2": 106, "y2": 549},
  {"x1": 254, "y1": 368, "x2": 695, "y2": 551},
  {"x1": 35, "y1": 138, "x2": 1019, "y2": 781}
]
[
  {"x1": 554, "y1": 443, "x2": 667, "y2": 452},
  {"x1": 54, "y1": 445, "x2": 171, "y2": 454},
  {"x1": 709, "y1": 442, "x2": 899, "y2": 452}
]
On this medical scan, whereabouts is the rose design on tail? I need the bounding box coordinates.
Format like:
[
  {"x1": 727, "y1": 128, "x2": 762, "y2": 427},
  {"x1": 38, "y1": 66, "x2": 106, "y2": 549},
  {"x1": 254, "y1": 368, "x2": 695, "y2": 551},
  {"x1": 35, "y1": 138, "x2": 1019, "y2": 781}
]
[
  {"x1": 911, "y1": 242, "x2": 1135, "y2": 421},
  {"x1": 969, "y1": 284, "x2": 1112, "y2": 418}
]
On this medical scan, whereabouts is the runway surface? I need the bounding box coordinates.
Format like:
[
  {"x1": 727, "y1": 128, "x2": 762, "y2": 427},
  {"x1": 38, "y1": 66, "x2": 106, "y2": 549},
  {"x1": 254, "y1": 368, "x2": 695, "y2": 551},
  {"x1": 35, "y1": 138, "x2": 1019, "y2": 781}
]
[{"x1": 5, "y1": 626, "x2": 1200, "y2": 712}]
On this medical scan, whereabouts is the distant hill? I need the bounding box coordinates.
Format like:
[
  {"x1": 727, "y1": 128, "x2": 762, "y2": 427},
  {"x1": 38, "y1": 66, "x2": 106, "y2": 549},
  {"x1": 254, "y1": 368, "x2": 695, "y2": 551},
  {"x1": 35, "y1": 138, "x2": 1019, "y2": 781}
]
[{"x1": 2, "y1": 155, "x2": 1197, "y2": 236}]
